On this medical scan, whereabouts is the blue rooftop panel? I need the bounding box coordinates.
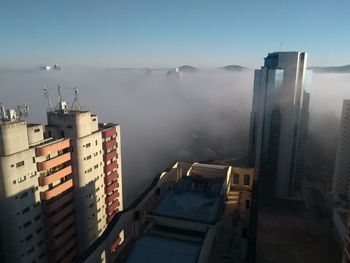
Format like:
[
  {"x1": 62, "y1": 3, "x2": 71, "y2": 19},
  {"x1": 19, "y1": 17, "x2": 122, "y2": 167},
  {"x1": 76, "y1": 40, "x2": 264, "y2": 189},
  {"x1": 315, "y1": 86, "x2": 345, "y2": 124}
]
[
  {"x1": 126, "y1": 234, "x2": 201, "y2": 263},
  {"x1": 151, "y1": 176, "x2": 224, "y2": 224}
]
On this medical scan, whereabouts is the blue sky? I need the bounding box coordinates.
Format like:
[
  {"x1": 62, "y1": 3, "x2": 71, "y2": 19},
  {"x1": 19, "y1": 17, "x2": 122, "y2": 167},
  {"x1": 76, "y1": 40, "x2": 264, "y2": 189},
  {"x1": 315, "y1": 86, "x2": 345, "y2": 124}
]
[{"x1": 1, "y1": 0, "x2": 350, "y2": 68}]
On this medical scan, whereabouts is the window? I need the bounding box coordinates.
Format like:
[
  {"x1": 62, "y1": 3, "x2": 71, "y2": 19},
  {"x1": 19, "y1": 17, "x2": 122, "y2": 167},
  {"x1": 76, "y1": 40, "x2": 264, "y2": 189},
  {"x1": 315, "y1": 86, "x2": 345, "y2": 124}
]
[
  {"x1": 244, "y1": 174, "x2": 250, "y2": 186},
  {"x1": 86, "y1": 143, "x2": 91, "y2": 148},
  {"x1": 32, "y1": 157, "x2": 35, "y2": 163},
  {"x1": 95, "y1": 140, "x2": 98, "y2": 145},
  {"x1": 22, "y1": 207, "x2": 30, "y2": 214},
  {"x1": 27, "y1": 247, "x2": 34, "y2": 254},
  {"x1": 86, "y1": 155, "x2": 91, "y2": 160},
  {"x1": 24, "y1": 221, "x2": 32, "y2": 228},
  {"x1": 25, "y1": 234, "x2": 33, "y2": 241},
  {"x1": 36, "y1": 228, "x2": 43, "y2": 234},
  {"x1": 233, "y1": 173, "x2": 240, "y2": 185},
  {"x1": 20, "y1": 191, "x2": 28, "y2": 199},
  {"x1": 18, "y1": 176, "x2": 26, "y2": 183},
  {"x1": 34, "y1": 128, "x2": 40, "y2": 133},
  {"x1": 34, "y1": 214, "x2": 42, "y2": 221},
  {"x1": 67, "y1": 125, "x2": 73, "y2": 129},
  {"x1": 16, "y1": 161, "x2": 25, "y2": 168},
  {"x1": 11, "y1": 164, "x2": 14, "y2": 168},
  {"x1": 13, "y1": 180, "x2": 16, "y2": 185},
  {"x1": 94, "y1": 164, "x2": 99, "y2": 169}
]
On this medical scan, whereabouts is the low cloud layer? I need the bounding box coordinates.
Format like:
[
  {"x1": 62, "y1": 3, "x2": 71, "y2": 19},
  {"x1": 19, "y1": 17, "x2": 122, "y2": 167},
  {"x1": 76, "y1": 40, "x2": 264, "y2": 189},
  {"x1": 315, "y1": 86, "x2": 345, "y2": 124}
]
[{"x1": 1, "y1": 68, "x2": 349, "y2": 203}]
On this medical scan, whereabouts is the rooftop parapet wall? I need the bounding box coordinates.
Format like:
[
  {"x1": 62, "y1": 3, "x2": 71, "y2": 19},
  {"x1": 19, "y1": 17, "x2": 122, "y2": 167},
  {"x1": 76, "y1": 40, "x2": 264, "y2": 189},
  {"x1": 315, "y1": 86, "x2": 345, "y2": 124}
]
[{"x1": 0, "y1": 121, "x2": 29, "y2": 155}]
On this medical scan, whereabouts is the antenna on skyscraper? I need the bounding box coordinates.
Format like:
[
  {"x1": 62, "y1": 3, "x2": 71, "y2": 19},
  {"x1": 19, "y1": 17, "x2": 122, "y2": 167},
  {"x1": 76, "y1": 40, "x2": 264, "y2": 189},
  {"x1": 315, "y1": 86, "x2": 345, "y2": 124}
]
[
  {"x1": 57, "y1": 84, "x2": 63, "y2": 103},
  {"x1": 43, "y1": 86, "x2": 55, "y2": 112},
  {"x1": 71, "y1": 86, "x2": 81, "y2": 112},
  {"x1": 280, "y1": 42, "x2": 283, "y2": 51}
]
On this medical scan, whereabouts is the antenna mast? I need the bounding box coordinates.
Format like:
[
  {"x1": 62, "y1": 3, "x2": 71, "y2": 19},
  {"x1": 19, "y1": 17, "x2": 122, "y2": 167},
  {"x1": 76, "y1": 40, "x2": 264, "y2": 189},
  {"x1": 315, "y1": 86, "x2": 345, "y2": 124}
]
[
  {"x1": 71, "y1": 86, "x2": 81, "y2": 112},
  {"x1": 43, "y1": 86, "x2": 54, "y2": 112}
]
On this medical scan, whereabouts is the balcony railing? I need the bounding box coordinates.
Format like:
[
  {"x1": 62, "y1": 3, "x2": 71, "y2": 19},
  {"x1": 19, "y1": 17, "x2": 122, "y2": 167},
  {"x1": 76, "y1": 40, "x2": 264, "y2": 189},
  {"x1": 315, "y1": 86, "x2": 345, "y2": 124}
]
[
  {"x1": 105, "y1": 171, "x2": 118, "y2": 185},
  {"x1": 37, "y1": 152, "x2": 71, "y2": 171},
  {"x1": 39, "y1": 166, "x2": 72, "y2": 186},
  {"x1": 45, "y1": 202, "x2": 75, "y2": 226},
  {"x1": 36, "y1": 138, "x2": 70, "y2": 157},
  {"x1": 46, "y1": 216, "x2": 75, "y2": 238},
  {"x1": 102, "y1": 140, "x2": 117, "y2": 149},
  {"x1": 104, "y1": 162, "x2": 118, "y2": 174},
  {"x1": 40, "y1": 179, "x2": 73, "y2": 201},
  {"x1": 103, "y1": 151, "x2": 117, "y2": 162},
  {"x1": 106, "y1": 181, "x2": 119, "y2": 194},
  {"x1": 106, "y1": 191, "x2": 120, "y2": 205},
  {"x1": 102, "y1": 127, "x2": 116, "y2": 138},
  {"x1": 42, "y1": 191, "x2": 74, "y2": 214}
]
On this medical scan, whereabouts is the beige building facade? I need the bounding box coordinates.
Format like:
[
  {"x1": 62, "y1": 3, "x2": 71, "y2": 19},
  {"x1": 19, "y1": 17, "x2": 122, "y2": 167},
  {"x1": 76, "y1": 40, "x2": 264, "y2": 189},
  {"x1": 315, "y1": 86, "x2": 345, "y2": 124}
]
[{"x1": 0, "y1": 102, "x2": 123, "y2": 262}]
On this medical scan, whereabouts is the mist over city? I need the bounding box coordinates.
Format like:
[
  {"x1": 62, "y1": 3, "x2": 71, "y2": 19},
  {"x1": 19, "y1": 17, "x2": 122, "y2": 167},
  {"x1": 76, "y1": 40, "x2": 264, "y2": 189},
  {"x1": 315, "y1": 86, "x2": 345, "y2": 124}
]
[
  {"x1": 1, "y1": 1, "x2": 350, "y2": 263},
  {"x1": 1, "y1": 68, "x2": 350, "y2": 205}
]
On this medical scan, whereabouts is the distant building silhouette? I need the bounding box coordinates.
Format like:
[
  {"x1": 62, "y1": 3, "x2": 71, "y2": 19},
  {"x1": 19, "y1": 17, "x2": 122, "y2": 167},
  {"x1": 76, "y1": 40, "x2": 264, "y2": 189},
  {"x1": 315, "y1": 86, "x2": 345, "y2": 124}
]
[
  {"x1": 248, "y1": 52, "x2": 311, "y2": 197},
  {"x1": 332, "y1": 100, "x2": 350, "y2": 201}
]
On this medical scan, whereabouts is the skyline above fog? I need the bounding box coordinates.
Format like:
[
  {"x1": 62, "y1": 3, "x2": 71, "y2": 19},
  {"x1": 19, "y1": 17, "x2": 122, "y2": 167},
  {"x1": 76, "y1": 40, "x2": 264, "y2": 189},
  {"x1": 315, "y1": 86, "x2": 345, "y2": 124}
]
[{"x1": 1, "y1": 67, "x2": 350, "y2": 204}]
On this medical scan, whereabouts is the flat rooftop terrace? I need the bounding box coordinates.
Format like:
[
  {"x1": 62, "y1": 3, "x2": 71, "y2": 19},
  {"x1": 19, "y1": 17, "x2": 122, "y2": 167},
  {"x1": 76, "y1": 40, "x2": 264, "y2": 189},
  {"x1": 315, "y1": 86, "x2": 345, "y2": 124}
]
[
  {"x1": 126, "y1": 234, "x2": 201, "y2": 263},
  {"x1": 150, "y1": 175, "x2": 224, "y2": 224}
]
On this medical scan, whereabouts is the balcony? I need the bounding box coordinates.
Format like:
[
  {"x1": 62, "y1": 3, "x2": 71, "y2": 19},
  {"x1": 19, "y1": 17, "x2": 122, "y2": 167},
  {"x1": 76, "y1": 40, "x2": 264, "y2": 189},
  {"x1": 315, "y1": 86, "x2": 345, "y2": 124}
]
[
  {"x1": 106, "y1": 181, "x2": 119, "y2": 194},
  {"x1": 52, "y1": 238, "x2": 76, "y2": 262},
  {"x1": 39, "y1": 166, "x2": 72, "y2": 186},
  {"x1": 110, "y1": 237, "x2": 121, "y2": 253},
  {"x1": 45, "y1": 202, "x2": 74, "y2": 226},
  {"x1": 107, "y1": 211, "x2": 118, "y2": 224},
  {"x1": 37, "y1": 152, "x2": 71, "y2": 171},
  {"x1": 105, "y1": 171, "x2": 118, "y2": 185},
  {"x1": 46, "y1": 216, "x2": 75, "y2": 238},
  {"x1": 40, "y1": 179, "x2": 73, "y2": 201},
  {"x1": 48, "y1": 226, "x2": 76, "y2": 250},
  {"x1": 103, "y1": 139, "x2": 117, "y2": 149},
  {"x1": 106, "y1": 190, "x2": 119, "y2": 204},
  {"x1": 42, "y1": 191, "x2": 74, "y2": 214},
  {"x1": 102, "y1": 127, "x2": 116, "y2": 138},
  {"x1": 36, "y1": 138, "x2": 70, "y2": 157},
  {"x1": 60, "y1": 247, "x2": 77, "y2": 263},
  {"x1": 104, "y1": 162, "x2": 118, "y2": 174},
  {"x1": 103, "y1": 151, "x2": 117, "y2": 162},
  {"x1": 107, "y1": 200, "x2": 120, "y2": 215}
]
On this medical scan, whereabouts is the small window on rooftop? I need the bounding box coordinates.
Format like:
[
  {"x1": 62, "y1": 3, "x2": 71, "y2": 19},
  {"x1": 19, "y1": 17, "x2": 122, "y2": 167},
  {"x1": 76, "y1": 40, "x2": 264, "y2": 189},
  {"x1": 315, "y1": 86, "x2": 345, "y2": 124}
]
[{"x1": 34, "y1": 128, "x2": 40, "y2": 133}]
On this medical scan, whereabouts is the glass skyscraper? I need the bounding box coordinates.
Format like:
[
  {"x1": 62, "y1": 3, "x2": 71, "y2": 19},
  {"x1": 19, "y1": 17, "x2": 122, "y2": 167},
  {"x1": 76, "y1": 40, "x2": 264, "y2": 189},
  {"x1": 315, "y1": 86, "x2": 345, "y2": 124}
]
[{"x1": 248, "y1": 52, "x2": 312, "y2": 197}]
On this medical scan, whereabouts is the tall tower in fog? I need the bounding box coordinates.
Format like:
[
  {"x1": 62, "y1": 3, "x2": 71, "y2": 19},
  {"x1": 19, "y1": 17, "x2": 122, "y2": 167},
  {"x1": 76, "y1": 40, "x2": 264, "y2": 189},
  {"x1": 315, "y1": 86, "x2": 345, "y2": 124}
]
[
  {"x1": 332, "y1": 100, "x2": 350, "y2": 201},
  {"x1": 248, "y1": 52, "x2": 312, "y2": 197}
]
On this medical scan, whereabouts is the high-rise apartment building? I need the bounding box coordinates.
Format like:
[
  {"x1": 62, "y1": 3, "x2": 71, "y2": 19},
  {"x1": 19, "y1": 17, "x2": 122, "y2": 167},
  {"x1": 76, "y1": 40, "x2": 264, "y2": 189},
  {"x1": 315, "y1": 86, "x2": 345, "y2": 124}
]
[
  {"x1": 248, "y1": 52, "x2": 311, "y2": 197},
  {"x1": 332, "y1": 100, "x2": 350, "y2": 201},
  {"x1": 0, "y1": 100, "x2": 123, "y2": 262}
]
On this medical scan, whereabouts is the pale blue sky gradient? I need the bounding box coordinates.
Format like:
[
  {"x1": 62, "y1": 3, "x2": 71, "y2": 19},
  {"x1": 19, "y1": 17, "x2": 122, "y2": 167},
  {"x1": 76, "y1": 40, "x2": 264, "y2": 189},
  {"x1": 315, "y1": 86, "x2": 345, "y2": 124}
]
[{"x1": 1, "y1": 0, "x2": 350, "y2": 68}]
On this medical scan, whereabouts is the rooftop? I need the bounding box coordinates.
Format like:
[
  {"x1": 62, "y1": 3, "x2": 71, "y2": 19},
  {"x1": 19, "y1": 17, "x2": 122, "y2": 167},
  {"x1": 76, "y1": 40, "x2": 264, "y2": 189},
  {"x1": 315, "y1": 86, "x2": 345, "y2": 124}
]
[
  {"x1": 126, "y1": 234, "x2": 201, "y2": 263},
  {"x1": 150, "y1": 176, "x2": 224, "y2": 224}
]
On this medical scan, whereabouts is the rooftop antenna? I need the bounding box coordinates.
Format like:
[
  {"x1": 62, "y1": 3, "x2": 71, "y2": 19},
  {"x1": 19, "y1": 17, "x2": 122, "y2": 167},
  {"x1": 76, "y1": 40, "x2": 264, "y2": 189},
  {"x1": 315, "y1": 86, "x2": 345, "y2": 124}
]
[
  {"x1": 43, "y1": 86, "x2": 55, "y2": 112},
  {"x1": 0, "y1": 103, "x2": 6, "y2": 122},
  {"x1": 57, "y1": 84, "x2": 63, "y2": 103},
  {"x1": 71, "y1": 86, "x2": 81, "y2": 112},
  {"x1": 17, "y1": 104, "x2": 29, "y2": 121},
  {"x1": 280, "y1": 42, "x2": 283, "y2": 51}
]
